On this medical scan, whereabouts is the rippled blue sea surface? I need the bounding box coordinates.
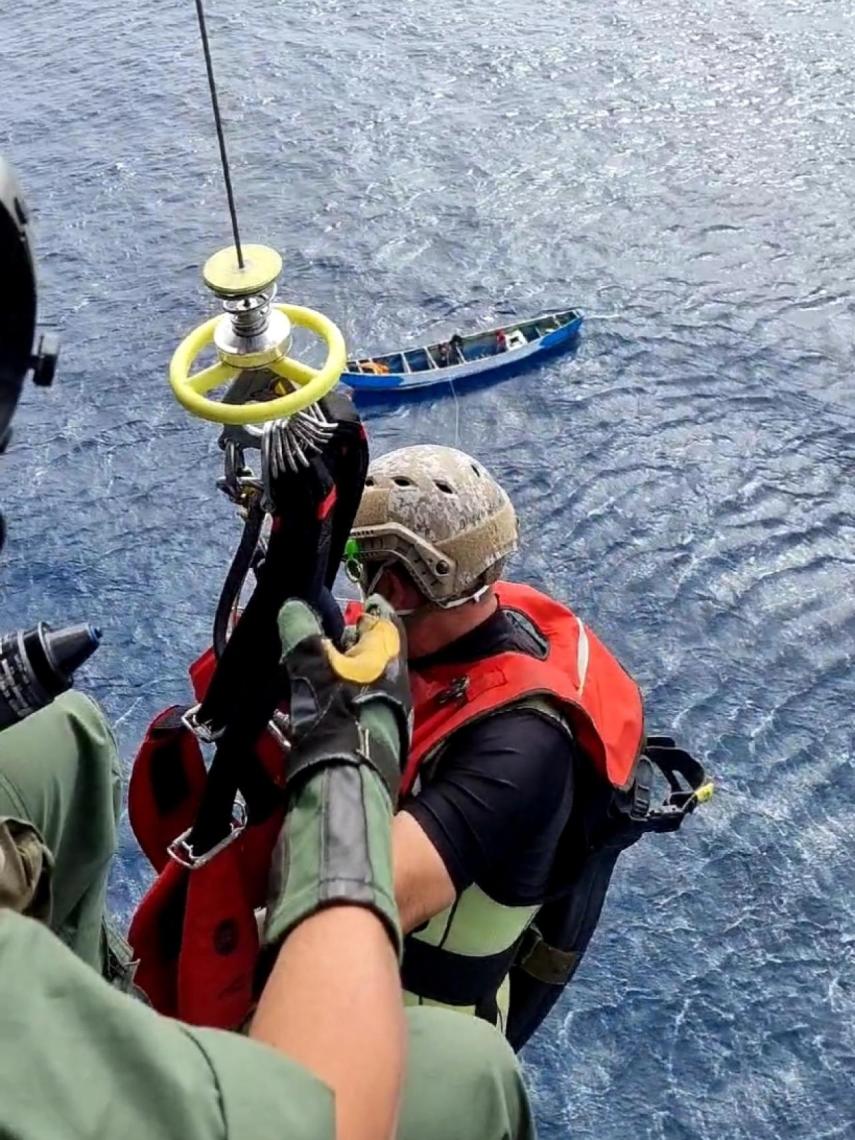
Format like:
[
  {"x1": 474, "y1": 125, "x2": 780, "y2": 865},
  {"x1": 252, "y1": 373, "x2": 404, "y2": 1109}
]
[{"x1": 2, "y1": 1, "x2": 853, "y2": 1136}]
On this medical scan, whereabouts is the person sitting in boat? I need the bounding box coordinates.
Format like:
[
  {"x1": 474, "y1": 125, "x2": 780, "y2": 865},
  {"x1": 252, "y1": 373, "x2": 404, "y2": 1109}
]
[
  {"x1": 349, "y1": 445, "x2": 708, "y2": 1048},
  {"x1": 449, "y1": 333, "x2": 465, "y2": 362},
  {"x1": 496, "y1": 328, "x2": 508, "y2": 353},
  {"x1": 436, "y1": 341, "x2": 451, "y2": 367}
]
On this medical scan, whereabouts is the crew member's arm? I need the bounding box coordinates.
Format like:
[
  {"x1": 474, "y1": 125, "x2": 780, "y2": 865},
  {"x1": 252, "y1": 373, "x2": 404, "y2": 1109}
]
[
  {"x1": 250, "y1": 599, "x2": 411, "y2": 1140},
  {"x1": 394, "y1": 711, "x2": 576, "y2": 931},
  {"x1": 252, "y1": 892, "x2": 404, "y2": 1140},
  {"x1": 0, "y1": 602, "x2": 536, "y2": 1140},
  {"x1": 393, "y1": 811, "x2": 457, "y2": 930}
]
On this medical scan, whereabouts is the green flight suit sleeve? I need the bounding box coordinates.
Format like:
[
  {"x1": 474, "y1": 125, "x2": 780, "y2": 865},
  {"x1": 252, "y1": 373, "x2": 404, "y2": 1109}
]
[
  {"x1": 0, "y1": 910, "x2": 334, "y2": 1140},
  {"x1": 0, "y1": 691, "x2": 121, "y2": 970},
  {"x1": 401, "y1": 1006, "x2": 537, "y2": 1140}
]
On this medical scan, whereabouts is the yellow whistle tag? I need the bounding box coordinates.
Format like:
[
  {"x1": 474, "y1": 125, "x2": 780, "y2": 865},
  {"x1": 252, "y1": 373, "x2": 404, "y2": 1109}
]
[
  {"x1": 323, "y1": 615, "x2": 401, "y2": 685},
  {"x1": 695, "y1": 781, "x2": 715, "y2": 805}
]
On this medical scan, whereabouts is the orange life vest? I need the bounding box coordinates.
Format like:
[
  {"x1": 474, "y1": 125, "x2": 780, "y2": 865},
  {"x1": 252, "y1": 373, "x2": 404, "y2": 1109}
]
[
  {"x1": 359, "y1": 359, "x2": 390, "y2": 375},
  {"x1": 402, "y1": 581, "x2": 645, "y2": 797},
  {"x1": 394, "y1": 583, "x2": 714, "y2": 1050}
]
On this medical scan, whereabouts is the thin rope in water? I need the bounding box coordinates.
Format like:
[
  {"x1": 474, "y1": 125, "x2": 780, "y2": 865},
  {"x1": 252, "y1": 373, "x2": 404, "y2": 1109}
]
[
  {"x1": 193, "y1": 0, "x2": 244, "y2": 268},
  {"x1": 448, "y1": 375, "x2": 461, "y2": 448}
]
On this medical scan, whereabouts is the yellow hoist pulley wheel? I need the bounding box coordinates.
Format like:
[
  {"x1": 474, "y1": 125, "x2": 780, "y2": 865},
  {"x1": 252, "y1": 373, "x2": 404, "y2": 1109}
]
[{"x1": 168, "y1": 245, "x2": 347, "y2": 426}]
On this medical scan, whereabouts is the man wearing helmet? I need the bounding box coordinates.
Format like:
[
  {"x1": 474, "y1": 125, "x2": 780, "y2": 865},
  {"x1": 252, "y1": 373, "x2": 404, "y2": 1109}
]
[
  {"x1": 352, "y1": 445, "x2": 707, "y2": 1046},
  {"x1": 352, "y1": 446, "x2": 581, "y2": 1036}
]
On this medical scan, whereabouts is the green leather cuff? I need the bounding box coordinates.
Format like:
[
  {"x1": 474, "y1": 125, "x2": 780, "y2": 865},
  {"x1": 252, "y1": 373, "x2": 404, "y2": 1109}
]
[{"x1": 263, "y1": 757, "x2": 401, "y2": 961}]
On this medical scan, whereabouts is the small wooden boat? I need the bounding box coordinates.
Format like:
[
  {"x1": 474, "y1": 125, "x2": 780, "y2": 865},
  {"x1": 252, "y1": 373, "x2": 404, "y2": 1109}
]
[{"x1": 341, "y1": 308, "x2": 582, "y2": 392}]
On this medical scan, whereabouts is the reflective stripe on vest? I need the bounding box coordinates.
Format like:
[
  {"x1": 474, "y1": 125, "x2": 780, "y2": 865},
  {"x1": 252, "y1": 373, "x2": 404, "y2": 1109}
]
[{"x1": 402, "y1": 883, "x2": 540, "y2": 1024}]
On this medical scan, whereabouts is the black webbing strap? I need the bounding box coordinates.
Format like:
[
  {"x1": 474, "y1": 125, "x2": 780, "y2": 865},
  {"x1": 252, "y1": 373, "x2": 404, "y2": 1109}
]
[
  {"x1": 199, "y1": 457, "x2": 333, "y2": 736},
  {"x1": 186, "y1": 393, "x2": 369, "y2": 856},
  {"x1": 618, "y1": 736, "x2": 708, "y2": 835},
  {"x1": 187, "y1": 458, "x2": 333, "y2": 853},
  {"x1": 401, "y1": 935, "x2": 522, "y2": 1008},
  {"x1": 212, "y1": 500, "x2": 264, "y2": 660},
  {"x1": 319, "y1": 394, "x2": 369, "y2": 591}
]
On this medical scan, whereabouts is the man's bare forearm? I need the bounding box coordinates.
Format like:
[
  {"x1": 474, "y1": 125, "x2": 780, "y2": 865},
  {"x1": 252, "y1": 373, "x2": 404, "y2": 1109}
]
[
  {"x1": 393, "y1": 810, "x2": 457, "y2": 933},
  {"x1": 251, "y1": 906, "x2": 406, "y2": 1140}
]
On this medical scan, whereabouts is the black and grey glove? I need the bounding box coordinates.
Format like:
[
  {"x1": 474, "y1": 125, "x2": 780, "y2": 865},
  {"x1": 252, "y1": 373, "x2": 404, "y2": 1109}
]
[{"x1": 279, "y1": 596, "x2": 411, "y2": 802}]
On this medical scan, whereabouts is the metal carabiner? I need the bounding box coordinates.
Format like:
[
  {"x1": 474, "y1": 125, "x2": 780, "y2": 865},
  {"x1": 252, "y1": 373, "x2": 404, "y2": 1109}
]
[
  {"x1": 181, "y1": 703, "x2": 225, "y2": 744},
  {"x1": 167, "y1": 801, "x2": 247, "y2": 869}
]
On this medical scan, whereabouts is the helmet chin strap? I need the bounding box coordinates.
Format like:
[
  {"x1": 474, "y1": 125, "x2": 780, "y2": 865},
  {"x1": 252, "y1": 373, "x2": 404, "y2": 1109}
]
[
  {"x1": 434, "y1": 584, "x2": 491, "y2": 610},
  {"x1": 360, "y1": 561, "x2": 490, "y2": 618}
]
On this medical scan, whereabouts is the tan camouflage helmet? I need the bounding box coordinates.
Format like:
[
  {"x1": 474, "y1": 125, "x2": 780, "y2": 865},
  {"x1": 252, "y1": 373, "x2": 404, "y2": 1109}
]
[{"x1": 351, "y1": 445, "x2": 518, "y2": 607}]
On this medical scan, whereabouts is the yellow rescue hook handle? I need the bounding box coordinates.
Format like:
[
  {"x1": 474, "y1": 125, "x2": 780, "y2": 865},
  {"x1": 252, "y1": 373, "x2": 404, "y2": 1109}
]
[
  {"x1": 324, "y1": 611, "x2": 402, "y2": 685},
  {"x1": 169, "y1": 303, "x2": 347, "y2": 426}
]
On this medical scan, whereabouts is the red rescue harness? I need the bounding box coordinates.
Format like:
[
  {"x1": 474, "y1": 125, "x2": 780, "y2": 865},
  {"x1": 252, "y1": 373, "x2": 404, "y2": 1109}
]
[{"x1": 127, "y1": 651, "x2": 288, "y2": 1029}]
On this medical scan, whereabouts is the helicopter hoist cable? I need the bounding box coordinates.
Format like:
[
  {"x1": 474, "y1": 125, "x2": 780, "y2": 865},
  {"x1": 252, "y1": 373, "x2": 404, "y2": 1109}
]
[
  {"x1": 166, "y1": 1, "x2": 347, "y2": 459},
  {"x1": 193, "y1": 0, "x2": 244, "y2": 268}
]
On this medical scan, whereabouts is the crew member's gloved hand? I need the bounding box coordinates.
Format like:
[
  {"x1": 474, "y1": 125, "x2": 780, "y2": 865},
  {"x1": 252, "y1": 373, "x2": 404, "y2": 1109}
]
[
  {"x1": 262, "y1": 596, "x2": 411, "y2": 965},
  {"x1": 279, "y1": 595, "x2": 411, "y2": 801}
]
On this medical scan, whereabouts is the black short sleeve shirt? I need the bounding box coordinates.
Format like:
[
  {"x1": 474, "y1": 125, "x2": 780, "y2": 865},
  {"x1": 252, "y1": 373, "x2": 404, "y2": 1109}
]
[{"x1": 402, "y1": 606, "x2": 577, "y2": 905}]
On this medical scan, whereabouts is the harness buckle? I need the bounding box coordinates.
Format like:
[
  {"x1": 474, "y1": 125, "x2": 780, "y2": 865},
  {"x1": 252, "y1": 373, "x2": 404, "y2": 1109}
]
[
  {"x1": 267, "y1": 708, "x2": 292, "y2": 753},
  {"x1": 217, "y1": 438, "x2": 264, "y2": 507},
  {"x1": 181, "y1": 703, "x2": 225, "y2": 744},
  {"x1": 167, "y1": 802, "x2": 247, "y2": 869},
  {"x1": 628, "y1": 756, "x2": 653, "y2": 821}
]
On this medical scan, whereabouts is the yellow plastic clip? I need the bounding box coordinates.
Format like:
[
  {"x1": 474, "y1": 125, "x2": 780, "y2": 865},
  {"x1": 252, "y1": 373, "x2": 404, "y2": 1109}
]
[
  {"x1": 695, "y1": 781, "x2": 715, "y2": 805},
  {"x1": 323, "y1": 613, "x2": 401, "y2": 685}
]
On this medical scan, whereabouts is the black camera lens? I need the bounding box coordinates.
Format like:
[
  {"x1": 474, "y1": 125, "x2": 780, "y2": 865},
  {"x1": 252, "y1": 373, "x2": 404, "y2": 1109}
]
[{"x1": 0, "y1": 621, "x2": 101, "y2": 730}]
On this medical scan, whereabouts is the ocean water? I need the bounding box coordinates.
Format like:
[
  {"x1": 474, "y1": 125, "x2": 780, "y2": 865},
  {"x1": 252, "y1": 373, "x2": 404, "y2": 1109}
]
[{"x1": 2, "y1": 1, "x2": 853, "y2": 1136}]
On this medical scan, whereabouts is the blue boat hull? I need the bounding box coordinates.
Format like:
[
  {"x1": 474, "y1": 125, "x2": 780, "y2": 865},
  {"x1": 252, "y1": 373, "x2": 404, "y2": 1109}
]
[{"x1": 342, "y1": 313, "x2": 583, "y2": 393}]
